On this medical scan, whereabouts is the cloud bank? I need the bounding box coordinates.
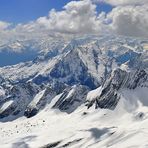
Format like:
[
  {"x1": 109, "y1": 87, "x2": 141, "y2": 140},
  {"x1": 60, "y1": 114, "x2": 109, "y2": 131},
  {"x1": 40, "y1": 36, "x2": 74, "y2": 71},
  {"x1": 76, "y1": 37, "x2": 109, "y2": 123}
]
[
  {"x1": 37, "y1": 0, "x2": 101, "y2": 34},
  {"x1": 108, "y1": 5, "x2": 148, "y2": 38},
  {"x1": 0, "y1": 0, "x2": 148, "y2": 41}
]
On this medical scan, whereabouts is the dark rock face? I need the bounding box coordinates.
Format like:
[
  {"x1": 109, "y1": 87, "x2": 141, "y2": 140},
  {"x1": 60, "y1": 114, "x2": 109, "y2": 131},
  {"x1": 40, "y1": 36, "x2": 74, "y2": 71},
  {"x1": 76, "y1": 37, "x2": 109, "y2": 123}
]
[
  {"x1": 0, "y1": 82, "x2": 39, "y2": 119},
  {"x1": 128, "y1": 70, "x2": 148, "y2": 89},
  {"x1": 50, "y1": 49, "x2": 98, "y2": 89},
  {"x1": 87, "y1": 69, "x2": 148, "y2": 110},
  {"x1": 24, "y1": 108, "x2": 38, "y2": 118},
  {"x1": 24, "y1": 87, "x2": 56, "y2": 118},
  {"x1": 95, "y1": 91, "x2": 120, "y2": 110},
  {"x1": 53, "y1": 85, "x2": 89, "y2": 113},
  {"x1": 0, "y1": 103, "x2": 16, "y2": 118}
]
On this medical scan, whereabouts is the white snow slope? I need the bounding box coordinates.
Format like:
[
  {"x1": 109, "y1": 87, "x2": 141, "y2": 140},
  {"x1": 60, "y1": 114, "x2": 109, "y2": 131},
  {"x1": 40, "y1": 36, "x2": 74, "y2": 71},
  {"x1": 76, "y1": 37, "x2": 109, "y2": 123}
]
[{"x1": 0, "y1": 87, "x2": 148, "y2": 148}]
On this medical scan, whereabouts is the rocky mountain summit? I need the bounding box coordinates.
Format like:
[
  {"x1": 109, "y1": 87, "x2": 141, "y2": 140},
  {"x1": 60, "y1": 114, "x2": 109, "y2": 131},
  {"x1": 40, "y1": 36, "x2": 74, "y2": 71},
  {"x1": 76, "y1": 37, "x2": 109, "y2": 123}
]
[{"x1": 87, "y1": 69, "x2": 148, "y2": 110}]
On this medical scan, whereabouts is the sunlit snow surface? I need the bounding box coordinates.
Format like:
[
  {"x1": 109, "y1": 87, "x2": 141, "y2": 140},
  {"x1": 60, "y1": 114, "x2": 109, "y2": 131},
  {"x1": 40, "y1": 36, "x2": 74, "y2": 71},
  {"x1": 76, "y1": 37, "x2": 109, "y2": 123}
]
[{"x1": 0, "y1": 88, "x2": 148, "y2": 148}]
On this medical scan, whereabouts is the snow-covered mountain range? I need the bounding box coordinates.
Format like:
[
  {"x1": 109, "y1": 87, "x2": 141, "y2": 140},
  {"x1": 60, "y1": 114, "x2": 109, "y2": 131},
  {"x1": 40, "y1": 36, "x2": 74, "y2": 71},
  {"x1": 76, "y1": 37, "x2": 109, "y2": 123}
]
[{"x1": 0, "y1": 35, "x2": 148, "y2": 148}]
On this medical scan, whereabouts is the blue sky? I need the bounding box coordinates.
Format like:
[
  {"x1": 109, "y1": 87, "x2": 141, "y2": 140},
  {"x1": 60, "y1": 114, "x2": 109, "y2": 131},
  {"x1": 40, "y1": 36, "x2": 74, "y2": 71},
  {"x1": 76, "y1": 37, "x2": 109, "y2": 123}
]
[{"x1": 0, "y1": 0, "x2": 113, "y2": 23}]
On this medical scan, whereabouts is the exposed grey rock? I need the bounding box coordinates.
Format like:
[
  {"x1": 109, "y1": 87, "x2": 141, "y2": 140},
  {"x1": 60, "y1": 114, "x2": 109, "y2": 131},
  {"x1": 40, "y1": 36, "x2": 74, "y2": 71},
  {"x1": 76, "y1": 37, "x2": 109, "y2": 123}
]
[
  {"x1": 87, "y1": 69, "x2": 148, "y2": 110},
  {"x1": 53, "y1": 85, "x2": 89, "y2": 113}
]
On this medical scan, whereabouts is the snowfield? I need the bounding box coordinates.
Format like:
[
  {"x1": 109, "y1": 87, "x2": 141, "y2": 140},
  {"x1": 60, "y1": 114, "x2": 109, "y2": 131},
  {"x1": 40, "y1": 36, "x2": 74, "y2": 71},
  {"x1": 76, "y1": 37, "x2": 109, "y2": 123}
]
[{"x1": 0, "y1": 87, "x2": 148, "y2": 148}]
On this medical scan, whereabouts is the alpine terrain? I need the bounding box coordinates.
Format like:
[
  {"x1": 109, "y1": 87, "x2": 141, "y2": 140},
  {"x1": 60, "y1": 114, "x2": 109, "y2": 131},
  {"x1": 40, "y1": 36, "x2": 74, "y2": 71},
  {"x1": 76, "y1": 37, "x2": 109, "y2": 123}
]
[{"x1": 0, "y1": 35, "x2": 148, "y2": 148}]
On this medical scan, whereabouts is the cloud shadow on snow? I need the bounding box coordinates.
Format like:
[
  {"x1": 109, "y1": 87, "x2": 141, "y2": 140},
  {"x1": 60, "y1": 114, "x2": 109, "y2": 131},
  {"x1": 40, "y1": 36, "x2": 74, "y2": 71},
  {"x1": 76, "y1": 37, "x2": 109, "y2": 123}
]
[
  {"x1": 88, "y1": 128, "x2": 110, "y2": 139},
  {"x1": 12, "y1": 135, "x2": 37, "y2": 148}
]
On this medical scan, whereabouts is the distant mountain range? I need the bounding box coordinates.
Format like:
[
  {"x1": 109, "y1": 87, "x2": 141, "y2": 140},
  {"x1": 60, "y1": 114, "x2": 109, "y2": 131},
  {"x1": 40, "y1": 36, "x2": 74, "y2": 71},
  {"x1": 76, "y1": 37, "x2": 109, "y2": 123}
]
[{"x1": 0, "y1": 35, "x2": 147, "y2": 120}]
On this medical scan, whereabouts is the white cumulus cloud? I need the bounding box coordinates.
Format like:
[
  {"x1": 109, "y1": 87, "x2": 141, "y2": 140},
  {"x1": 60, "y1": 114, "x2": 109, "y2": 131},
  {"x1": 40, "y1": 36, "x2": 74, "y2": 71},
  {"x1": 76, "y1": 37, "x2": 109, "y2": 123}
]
[
  {"x1": 107, "y1": 5, "x2": 148, "y2": 38},
  {"x1": 36, "y1": 0, "x2": 105, "y2": 35}
]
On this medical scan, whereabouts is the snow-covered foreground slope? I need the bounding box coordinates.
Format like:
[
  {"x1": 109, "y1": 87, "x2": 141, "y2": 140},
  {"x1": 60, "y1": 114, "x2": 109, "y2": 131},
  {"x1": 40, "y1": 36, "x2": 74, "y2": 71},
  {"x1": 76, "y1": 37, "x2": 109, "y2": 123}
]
[{"x1": 1, "y1": 88, "x2": 148, "y2": 148}]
